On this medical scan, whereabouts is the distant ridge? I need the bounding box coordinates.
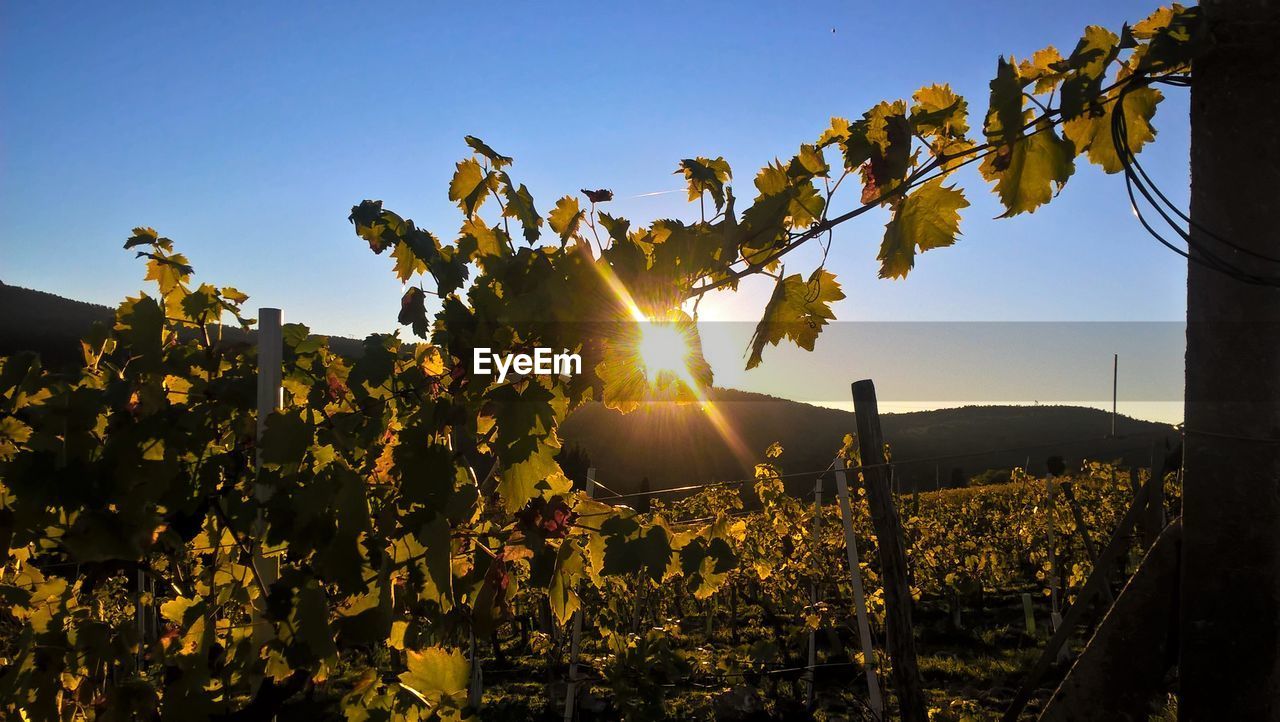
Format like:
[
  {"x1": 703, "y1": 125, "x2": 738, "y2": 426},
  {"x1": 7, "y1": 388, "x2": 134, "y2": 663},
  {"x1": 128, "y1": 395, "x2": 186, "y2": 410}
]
[
  {"x1": 559, "y1": 388, "x2": 1178, "y2": 495},
  {"x1": 0, "y1": 282, "x2": 365, "y2": 367},
  {"x1": 1, "y1": 283, "x2": 1178, "y2": 495}
]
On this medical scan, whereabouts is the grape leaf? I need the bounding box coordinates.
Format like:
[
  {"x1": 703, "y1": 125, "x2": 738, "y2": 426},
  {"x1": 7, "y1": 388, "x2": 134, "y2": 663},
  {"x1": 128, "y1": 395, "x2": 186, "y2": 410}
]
[
  {"x1": 448, "y1": 158, "x2": 492, "y2": 217},
  {"x1": 548, "y1": 541, "x2": 584, "y2": 624},
  {"x1": 259, "y1": 410, "x2": 314, "y2": 468},
  {"x1": 910, "y1": 84, "x2": 969, "y2": 139},
  {"x1": 464, "y1": 135, "x2": 512, "y2": 168},
  {"x1": 877, "y1": 178, "x2": 969, "y2": 279},
  {"x1": 500, "y1": 177, "x2": 541, "y2": 243},
  {"x1": 677, "y1": 157, "x2": 732, "y2": 210},
  {"x1": 745, "y1": 268, "x2": 845, "y2": 370},
  {"x1": 980, "y1": 120, "x2": 1074, "y2": 217},
  {"x1": 1063, "y1": 86, "x2": 1162, "y2": 173},
  {"x1": 398, "y1": 647, "x2": 470, "y2": 716},
  {"x1": 498, "y1": 444, "x2": 564, "y2": 513},
  {"x1": 984, "y1": 57, "x2": 1027, "y2": 146},
  {"x1": 547, "y1": 196, "x2": 584, "y2": 243},
  {"x1": 1059, "y1": 26, "x2": 1119, "y2": 120},
  {"x1": 600, "y1": 515, "x2": 674, "y2": 582},
  {"x1": 1018, "y1": 46, "x2": 1065, "y2": 95}
]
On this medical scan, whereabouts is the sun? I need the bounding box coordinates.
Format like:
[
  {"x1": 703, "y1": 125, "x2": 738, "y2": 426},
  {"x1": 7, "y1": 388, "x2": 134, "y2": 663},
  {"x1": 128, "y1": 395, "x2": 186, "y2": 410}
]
[{"x1": 636, "y1": 321, "x2": 693, "y2": 379}]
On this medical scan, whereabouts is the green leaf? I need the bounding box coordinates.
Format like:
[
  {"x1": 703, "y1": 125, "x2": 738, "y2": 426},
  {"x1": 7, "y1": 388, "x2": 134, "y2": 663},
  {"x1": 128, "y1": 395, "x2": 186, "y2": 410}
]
[
  {"x1": 910, "y1": 84, "x2": 969, "y2": 139},
  {"x1": 548, "y1": 541, "x2": 584, "y2": 625},
  {"x1": 787, "y1": 144, "x2": 829, "y2": 179},
  {"x1": 984, "y1": 57, "x2": 1027, "y2": 146},
  {"x1": 677, "y1": 157, "x2": 732, "y2": 210},
  {"x1": 600, "y1": 515, "x2": 674, "y2": 582},
  {"x1": 349, "y1": 200, "x2": 402, "y2": 254},
  {"x1": 1018, "y1": 46, "x2": 1066, "y2": 95},
  {"x1": 743, "y1": 163, "x2": 824, "y2": 235},
  {"x1": 220, "y1": 286, "x2": 249, "y2": 304},
  {"x1": 745, "y1": 268, "x2": 845, "y2": 370},
  {"x1": 597, "y1": 212, "x2": 631, "y2": 244},
  {"x1": 499, "y1": 444, "x2": 564, "y2": 513},
  {"x1": 141, "y1": 251, "x2": 193, "y2": 297},
  {"x1": 980, "y1": 121, "x2": 1074, "y2": 217},
  {"x1": 464, "y1": 135, "x2": 512, "y2": 167},
  {"x1": 448, "y1": 158, "x2": 492, "y2": 217},
  {"x1": 877, "y1": 178, "x2": 969, "y2": 279},
  {"x1": 391, "y1": 241, "x2": 427, "y2": 282},
  {"x1": 547, "y1": 196, "x2": 584, "y2": 243},
  {"x1": 0, "y1": 415, "x2": 32, "y2": 461},
  {"x1": 458, "y1": 217, "x2": 508, "y2": 260},
  {"x1": 398, "y1": 647, "x2": 470, "y2": 716},
  {"x1": 123, "y1": 226, "x2": 169, "y2": 250},
  {"x1": 860, "y1": 101, "x2": 913, "y2": 201},
  {"x1": 500, "y1": 176, "x2": 541, "y2": 243},
  {"x1": 1063, "y1": 86, "x2": 1162, "y2": 174},
  {"x1": 1058, "y1": 26, "x2": 1119, "y2": 121},
  {"x1": 817, "y1": 116, "x2": 851, "y2": 148},
  {"x1": 288, "y1": 579, "x2": 338, "y2": 664},
  {"x1": 259, "y1": 410, "x2": 314, "y2": 467}
]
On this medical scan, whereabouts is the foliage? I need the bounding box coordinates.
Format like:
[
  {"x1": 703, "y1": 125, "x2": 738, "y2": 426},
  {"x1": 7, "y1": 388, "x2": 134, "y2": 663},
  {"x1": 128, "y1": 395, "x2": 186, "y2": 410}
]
[{"x1": 0, "y1": 4, "x2": 1200, "y2": 719}]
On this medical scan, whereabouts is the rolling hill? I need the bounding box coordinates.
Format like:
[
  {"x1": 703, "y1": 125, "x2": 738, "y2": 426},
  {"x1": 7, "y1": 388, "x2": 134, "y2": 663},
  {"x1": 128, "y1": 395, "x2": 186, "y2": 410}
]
[
  {"x1": 1, "y1": 283, "x2": 1179, "y2": 497},
  {"x1": 0, "y1": 282, "x2": 365, "y2": 367},
  {"x1": 557, "y1": 390, "x2": 1178, "y2": 496}
]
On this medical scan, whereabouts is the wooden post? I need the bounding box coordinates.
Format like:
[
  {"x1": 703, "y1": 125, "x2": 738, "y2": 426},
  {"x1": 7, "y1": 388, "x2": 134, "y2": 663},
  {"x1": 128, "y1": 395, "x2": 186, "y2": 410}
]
[
  {"x1": 251, "y1": 308, "x2": 282, "y2": 648},
  {"x1": 1022, "y1": 593, "x2": 1036, "y2": 636},
  {"x1": 469, "y1": 628, "x2": 483, "y2": 708},
  {"x1": 136, "y1": 569, "x2": 146, "y2": 672},
  {"x1": 1046, "y1": 472, "x2": 1061, "y2": 630},
  {"x1": 1060, "y1": 482, "x2": 1114, "y2": 605},
  {"x1": 1039, "y1": 520, "x2": 1182, "y2": 722},
  {"x1": 851, "y1": 380, "x2": 926, "y2": 722},
  {"x1": 834, "y1": 458, "x2": 884, "y2": 718},
  {"x1": 563, "y1": 468, "x2": 596, "y2": 722},
  {"x1": 805, "y1": 471, "x2": 824, "y2": 710},
  {"x1": 1143, "y1": 461, "x2": 1166, "y2": 550},
  {"x1": 1002, "y1": 468, "x2": 1160, "y2": 722}
]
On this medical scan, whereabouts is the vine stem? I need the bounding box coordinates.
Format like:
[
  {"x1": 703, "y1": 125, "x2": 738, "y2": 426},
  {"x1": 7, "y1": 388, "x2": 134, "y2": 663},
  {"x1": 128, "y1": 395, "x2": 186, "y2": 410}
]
[{"x1": 684, "y1": 73, "x2": 1154, "y2": 300}]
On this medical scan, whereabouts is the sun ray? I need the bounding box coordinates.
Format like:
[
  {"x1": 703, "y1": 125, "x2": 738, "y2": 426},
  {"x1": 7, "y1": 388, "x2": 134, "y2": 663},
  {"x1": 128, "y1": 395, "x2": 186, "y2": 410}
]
[{"x1": 588, "y1": 259, "x2": 755, "y2": 469}]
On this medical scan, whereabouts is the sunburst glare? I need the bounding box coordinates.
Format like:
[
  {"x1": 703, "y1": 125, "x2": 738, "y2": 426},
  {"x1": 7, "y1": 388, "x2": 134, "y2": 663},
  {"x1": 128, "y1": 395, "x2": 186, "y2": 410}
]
[{"x1": 637, "y1": 321, "x2": 694, "y2": 380}]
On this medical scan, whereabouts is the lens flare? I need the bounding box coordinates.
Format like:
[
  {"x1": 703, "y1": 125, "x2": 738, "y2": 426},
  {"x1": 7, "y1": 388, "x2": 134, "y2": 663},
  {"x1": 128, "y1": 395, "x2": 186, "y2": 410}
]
[
  {"x1": 637, "y1": 322, "x2": 694, "y2": 380},
  {"x1": 586, "y1": 258, "x2": 753, "y2": 467}
]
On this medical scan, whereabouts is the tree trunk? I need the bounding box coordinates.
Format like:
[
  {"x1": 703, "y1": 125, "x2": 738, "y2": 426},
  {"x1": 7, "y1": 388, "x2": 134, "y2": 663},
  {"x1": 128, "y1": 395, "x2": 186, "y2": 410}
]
[{"x1": 1181, "y1": 2, "x2": 1280, "y2": 719}]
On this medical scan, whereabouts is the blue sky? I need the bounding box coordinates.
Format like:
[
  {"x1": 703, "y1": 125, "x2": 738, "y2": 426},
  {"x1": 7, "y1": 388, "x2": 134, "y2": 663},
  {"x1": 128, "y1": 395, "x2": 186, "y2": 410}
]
[{"x1": 1, "y1": 1, "x2": 1189, "y2": 419}]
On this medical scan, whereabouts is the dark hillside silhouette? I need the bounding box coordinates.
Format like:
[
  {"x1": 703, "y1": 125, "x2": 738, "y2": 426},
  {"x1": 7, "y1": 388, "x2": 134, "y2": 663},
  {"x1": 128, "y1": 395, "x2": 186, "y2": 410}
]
[
  {"x1": 0, "y1": 282, "x2": 364, "y2": 367},
  {"x1": 559, "y1": 389, "x2": 1176, "y2": 496},
  {"x1": 1, "y1": 283, "x2": 1177, "y2": 497}
]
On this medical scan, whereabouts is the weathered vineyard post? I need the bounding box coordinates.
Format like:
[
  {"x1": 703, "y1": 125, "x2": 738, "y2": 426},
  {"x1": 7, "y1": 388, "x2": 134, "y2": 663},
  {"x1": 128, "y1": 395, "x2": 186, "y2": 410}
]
[
  {"x1": 563, "y1": 467, "x2": 596, "y2": 722},
  {"x1": 1182, "y1": 1, "x2": 1280, "y2": 717},
  {"x1": 136, "y1": 569, "x2": 147, "y2": 672},
  {"x1": 1046, "y1": 471, "x2": 1061, "y2": 633},
  {"x1": 1003, "y1": 471, "x2": 1162, "y2": 721},
  {"x1": 252, "y1": 307, "x2": 282, "y2": 648},
  {"x1": 851, "y1": 380, "x2": 926, "y2": 722},
  {"x1": 469, "y1": 629, "x2": 482, "y2": 708},
  {"x1": 1060, "y1": 481, "x2": 1114, "y2": 606},
  {"x1": 1142, "y1": 459, "x2": 1166, "y2": 551},
  {"x1": 833, "y1": 458, "x2": 884, "y2": 717},
  {"x1": 804, "y1": 472, "x2": 823, "y2": 710}
]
